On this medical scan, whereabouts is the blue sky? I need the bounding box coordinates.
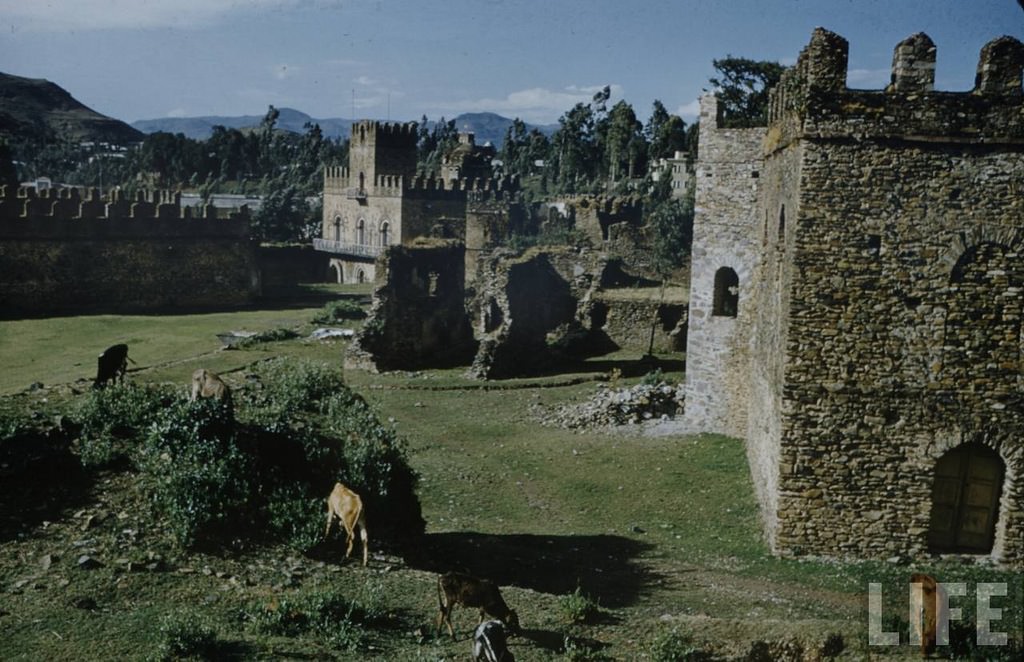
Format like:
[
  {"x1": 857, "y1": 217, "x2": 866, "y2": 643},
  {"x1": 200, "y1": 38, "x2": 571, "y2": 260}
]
[{"x1": 1, "y1": 0, "x2": 1021, "y2": 126}]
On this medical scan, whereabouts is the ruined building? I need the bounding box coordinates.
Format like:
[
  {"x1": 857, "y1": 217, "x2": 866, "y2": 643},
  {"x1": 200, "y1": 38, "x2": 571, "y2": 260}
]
[
  {"x1": 0, "y1": 186, "x2": 259, "y2": 315},
  {"x1": 316, "y1": 121, "x2": 520, "y2": 284},
  {"x1": 685, "y1": 29, "x2": 1024, "y2": 565}
]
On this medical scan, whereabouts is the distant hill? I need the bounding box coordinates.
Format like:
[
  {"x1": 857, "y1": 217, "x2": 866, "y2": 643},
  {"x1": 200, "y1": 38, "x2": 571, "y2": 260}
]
[
  {"x1": 0, "y1": 71, "x2": 143, "y2": 145},
  {"x1": 132, "y1": 107, "x2": 353, "y2": 141},
  {"x1": 133, "y1": 109, "x2": 557, "y2": 146}
]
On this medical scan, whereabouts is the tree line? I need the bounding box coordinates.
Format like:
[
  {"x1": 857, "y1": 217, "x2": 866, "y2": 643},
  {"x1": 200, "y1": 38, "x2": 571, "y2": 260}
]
[{"x1": 4, "y1": 57, "x2": 781, "y2": 249}]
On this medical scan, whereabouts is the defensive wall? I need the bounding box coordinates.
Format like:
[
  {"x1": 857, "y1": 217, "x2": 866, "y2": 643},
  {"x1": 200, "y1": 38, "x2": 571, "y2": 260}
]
[{"x1": 0, "y1": 186, "x2": 260, "y2": 315}]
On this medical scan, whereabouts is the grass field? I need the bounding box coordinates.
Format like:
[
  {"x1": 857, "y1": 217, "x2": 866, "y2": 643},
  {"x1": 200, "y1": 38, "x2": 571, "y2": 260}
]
[{"x1": 1, "y1": 289, "x2": 1020, "y2": 661}]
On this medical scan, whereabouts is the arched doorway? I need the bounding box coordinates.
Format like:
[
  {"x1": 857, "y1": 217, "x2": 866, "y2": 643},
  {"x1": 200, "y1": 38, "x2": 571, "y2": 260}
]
[
  {"x1": 927, "y1": 444, "x2": 1004, "y2": 553},
  {"x1": 356, "y1": 268, "x2": 366, "y2": 284}
]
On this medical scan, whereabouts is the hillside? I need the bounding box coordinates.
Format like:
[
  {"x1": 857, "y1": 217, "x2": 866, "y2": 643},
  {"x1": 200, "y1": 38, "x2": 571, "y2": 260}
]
[{"x1": 0, "y1": 72, "x2": 143, "y2": 146}]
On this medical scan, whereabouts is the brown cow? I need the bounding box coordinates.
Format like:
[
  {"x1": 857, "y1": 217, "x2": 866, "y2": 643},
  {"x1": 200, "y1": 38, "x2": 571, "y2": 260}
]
[
  {"x1": 910, "y1": 572, "x2": 940, "y2": 658},
  {"x1": 437, "y1": 571, "x2": 520, "y2": 641},
  {"x1": 325, "y1": 483, "x2": 369, "y2": 566},
  {"x1": 189, "y1": 368, "x2": 230, "y2": 403}
]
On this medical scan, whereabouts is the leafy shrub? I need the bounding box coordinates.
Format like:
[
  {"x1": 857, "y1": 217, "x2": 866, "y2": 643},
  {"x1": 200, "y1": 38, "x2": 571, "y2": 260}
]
[
  {"x1": 152, "y1": 610, "x2": 220, "y2": 661},
  {"x1": 647, "y1": 627, "x2": 711, "y2": 662},
  {"x1": 559, "y1": 586, "x2": 600, "y2": 624},
  {"x1": 137, "y1": 398, "x2": 251, "y2": 546},
  {"x1": 244, "y1": 358, "x2": 346, "y2": 420},
  {"x1": 76, "y1": 383, "x2": 178, "y2": 467},
  {"x1": 312, "y1": 299, "x2": 366, "y2": 324},
  {"x1": 640, "y1": 368, "x2": 664, "y2": 386},
  {"x1": 265, "y1": 482, "x2": 325, "y2": 552},
  {"x1": 247, "y1": 585, "x2": 388, "y2": 652}
]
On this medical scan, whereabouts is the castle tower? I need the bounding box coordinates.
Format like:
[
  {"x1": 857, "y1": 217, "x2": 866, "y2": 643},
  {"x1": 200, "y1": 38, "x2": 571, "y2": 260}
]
[
  {"x1": 744, "y1": 28, "x2": 1024, "y2": 565},
  {"x1": 347, "y1": 120, "x2": 418, "y2": 189}
]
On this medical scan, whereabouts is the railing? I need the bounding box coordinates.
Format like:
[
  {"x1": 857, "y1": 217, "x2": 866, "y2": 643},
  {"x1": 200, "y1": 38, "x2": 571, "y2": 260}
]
[{"x1": 313, "y1": 238, "x2": 383, "y2": 258}]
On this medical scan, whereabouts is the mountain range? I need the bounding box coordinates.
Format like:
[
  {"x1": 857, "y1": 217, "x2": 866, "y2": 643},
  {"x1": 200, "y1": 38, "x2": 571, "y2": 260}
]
[
  {"x1": 0, "y1": 70, "x2": 556, "y2": 149},
  {"x1": 131, "y1": 109, "x2": 557, "y2": 147}
]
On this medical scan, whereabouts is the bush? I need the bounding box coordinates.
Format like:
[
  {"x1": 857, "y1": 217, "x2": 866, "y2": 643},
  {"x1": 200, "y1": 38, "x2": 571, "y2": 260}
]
[
  {"x1": 247, "y1": 585, "x2": 388, "y2": 652},
  {"x1": 234, "y1": 328, "x2": 299, "y2": 349},
  {"x1": 152, "y1": 610, "x2": 220, "y2": 661},
  {"x1": 244, "y1": 358, "x2": 346, "y2": 421},
  {"x1": 312, "y1": 299, "x2": 366, "y2": 324},
  {"x1": 640, "y1": 368, "x2": 664, "y2": 386},
  {"x1": 647, "y1": 627, "x2": 711, "y2": 662},
  {"x1": 76, "y1": 383, "x2": 178, "y2": 467},
  {"x1": 137, "y1": 399, "x2": 251, "y2": 546},
  {"x1": 559, "y1": 586, "x2": 600, "y2": 624}
]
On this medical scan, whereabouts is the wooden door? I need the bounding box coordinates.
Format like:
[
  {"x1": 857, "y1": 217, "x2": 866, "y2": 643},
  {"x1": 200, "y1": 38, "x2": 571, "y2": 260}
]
[{"x1": 928, "y1": 445, "x2": 1004, "y2": 553}]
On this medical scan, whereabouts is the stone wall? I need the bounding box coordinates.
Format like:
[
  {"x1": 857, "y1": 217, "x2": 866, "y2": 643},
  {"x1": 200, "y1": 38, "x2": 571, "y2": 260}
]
[
  {"x1": 589, "y1": 293, "x2": 687, "y2": 354},
  {"x1": 0, "y1": 186, "x2": 259, "y2": 316},
  {"x1": 750, "y1": 29, "x2": 1024, "y2": 564},
  {"x1": 346, "y1": 239, "x2": 475, "y2": 371},
  {"x1": 683, "y1": 95, "x2": 765, "y2": 438}
]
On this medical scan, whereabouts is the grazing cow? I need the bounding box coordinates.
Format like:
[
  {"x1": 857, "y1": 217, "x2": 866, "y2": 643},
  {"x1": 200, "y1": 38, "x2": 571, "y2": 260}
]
[
  {"x1": 93, "y1": 344, "x2": 130, "y2": 388},
  {"x1": 437, "y1": 571, "x2": 520, "y2": 641},
  {"x1": 473, "y1": 620, "x2": 515, "y2": 662},
  {"x1": 910, "y1": 573, "x2": 941, "y2": 658},
  {"x1": 325, "y1": 483, "x2": 369, "y2": 566},
  {"x1": 190, "y1": 369, "x2": 231, "y2": 404}
]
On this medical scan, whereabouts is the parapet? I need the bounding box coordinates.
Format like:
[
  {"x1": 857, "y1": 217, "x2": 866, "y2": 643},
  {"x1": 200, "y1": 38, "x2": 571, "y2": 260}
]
[
  {"x1": 349, "y1": 119, "x2": 419, "y2": 148},
  {"x1": 767, "y1": 28, "x2": 1024, "y2": 148},
  {"x1": 0, "y1": 185, "x2": 250, "y2": 239}
]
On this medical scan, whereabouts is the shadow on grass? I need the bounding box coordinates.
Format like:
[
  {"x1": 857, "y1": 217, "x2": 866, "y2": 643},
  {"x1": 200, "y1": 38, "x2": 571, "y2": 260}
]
[
  {"x1": 407, "y1": 531, "x2": 661, "y2": 610},
  {"x1": 0, "y1": 431, "x2": 96, "y2": 542}
]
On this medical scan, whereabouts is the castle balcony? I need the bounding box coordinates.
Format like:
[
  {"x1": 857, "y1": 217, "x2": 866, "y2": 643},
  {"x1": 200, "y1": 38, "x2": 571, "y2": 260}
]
[
  {"x1": 313, "y1": 238, "x2": 382, "y2": 259},
  {"x1": 346, "y1": 187, "x2": 368, "y2": 200}
]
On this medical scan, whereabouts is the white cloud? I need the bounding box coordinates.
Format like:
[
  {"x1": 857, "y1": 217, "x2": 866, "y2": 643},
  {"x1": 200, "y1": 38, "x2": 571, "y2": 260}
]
[
  {"x1": 676, "y1": 98, "x2": 701, "y2": 121},
  {"x1": 436, "y1": 84, "x2": 624, "y2": 125},
  {"x1": 0, "y1": 0, "x2": 341, "y2": 32},
  {"x1": 166, "y1": 108, "x2": 188, "y2": 118}
]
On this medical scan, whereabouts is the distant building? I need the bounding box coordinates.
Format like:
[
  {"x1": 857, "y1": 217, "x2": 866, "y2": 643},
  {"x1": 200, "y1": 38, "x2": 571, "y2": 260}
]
[
  {"x1": 316, "y1": 120, "x2": 519, "y2": 284},
  {"x1": 650, "y1": 151, "x2": 693, "y2": 198}
]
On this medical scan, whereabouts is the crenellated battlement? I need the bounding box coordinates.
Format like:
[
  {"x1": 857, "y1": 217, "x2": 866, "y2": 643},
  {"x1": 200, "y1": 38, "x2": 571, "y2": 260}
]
[
  {"x1": 349, "y1": 120, "x2": 419, "y2": 148},
  {"x1": 0, "y1": 185, "x2": 250, "y2": 239},
  {"x1": 323, "y1": 166, "x2": 519, "y2": 200},
  {"x1": 767, "y1": 28, "x2": 1024, "y2": 150}
]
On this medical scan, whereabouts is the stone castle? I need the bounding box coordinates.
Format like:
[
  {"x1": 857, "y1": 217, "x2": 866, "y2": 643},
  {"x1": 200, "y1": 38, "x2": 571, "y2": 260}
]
[
  {"x1": 685, "y1": 29, "x2": 1023, "y2": 565},
  {"x1": 317, "y1": 120, "x2": 521, "y2": 284},
  {"x1": 0, "y1": 186, "x2": 259, "y2": 315}
]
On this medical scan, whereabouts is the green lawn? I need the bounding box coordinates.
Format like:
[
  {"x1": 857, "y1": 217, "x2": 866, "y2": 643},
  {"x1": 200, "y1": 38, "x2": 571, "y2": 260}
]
[{"x1": 0, "y1": 297, "x2": 1019, "y2": 660}]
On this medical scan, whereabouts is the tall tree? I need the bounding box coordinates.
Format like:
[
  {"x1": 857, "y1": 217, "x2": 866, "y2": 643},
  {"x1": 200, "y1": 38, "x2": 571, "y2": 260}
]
[
  {"x1": 708, "y1": 57, "x2": 785, "y2": 128},
  {"x1": 605, "y1": 100, "x2": 643, "y2": 182},
  {"x1": 646, "y1": 100, "x2": 688, "y2": 162}
]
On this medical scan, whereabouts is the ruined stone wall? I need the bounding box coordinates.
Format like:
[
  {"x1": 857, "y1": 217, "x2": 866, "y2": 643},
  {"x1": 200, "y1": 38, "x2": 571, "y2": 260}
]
[
  {"x1": 0, "y1": 186, "x2": 259, "y2": 315},
  {"x1": 346, "y1": 240, "x2": 475, "y2": 371},
  {"x1": 683, "y1": 95, "x2": 765, "y2": 438},
  {"x1": 590, "y1": 294, "x2": 687, "y2": 353},
  {"x1": 753, "y1": 29, "x2": 1024, "y2": 564},
  {"x1": 469, "y1": 247, "x2": 603, "y2": 378}
]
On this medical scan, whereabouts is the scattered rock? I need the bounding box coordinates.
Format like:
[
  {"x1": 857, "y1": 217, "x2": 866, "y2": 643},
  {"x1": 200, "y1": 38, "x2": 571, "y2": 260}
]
[
  {"x1": 77, "y1": 555, "x2": 103, "y2": 570},
  {"x1": 536, "y1": 381, "x2": 685, "y2": 430},
  {"x1": 39, "y1": 554, "x2": 54, "y2": 571}
]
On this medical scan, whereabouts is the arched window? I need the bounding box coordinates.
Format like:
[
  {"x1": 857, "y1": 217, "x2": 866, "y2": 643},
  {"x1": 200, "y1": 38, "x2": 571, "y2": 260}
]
[
  {"x1": 356, "y1": 269, "x2": 366, "y2": 284},
  {"x1": 928, "y1": 444, "x2": 1004, "y2": 553},
  {"x1": 380, "y1": 221, "x2": 390, "y2": 247},
  {"x1": 357, "y1": 218, "x2": 365, "y2": 245},
  {"x1": 712, "y1": 267, "x2": 739, "y2": 317},
  {"x1": 333, "y1": 216, "x2": 342, "y2": 241}
]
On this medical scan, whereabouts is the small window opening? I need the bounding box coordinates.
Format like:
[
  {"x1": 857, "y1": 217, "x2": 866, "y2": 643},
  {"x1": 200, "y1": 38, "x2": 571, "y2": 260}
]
[
  {"x1": 427, "y1": 271, "x2": 439, "y2": 297},
  {"x1": 778, "y1": 205, "x2": 786, "y2": 243},
  {"x1": 867, "y1": 234, "x2": 882, "y2": 257},
  {"x1": 712, "y1": 267, "x2": 740, "y2": 317}
]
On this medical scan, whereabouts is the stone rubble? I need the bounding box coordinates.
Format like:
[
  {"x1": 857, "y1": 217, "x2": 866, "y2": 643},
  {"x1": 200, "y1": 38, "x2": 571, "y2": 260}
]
[{"x1": 536, "y1": 380, "x2": 686, "y2": 430}]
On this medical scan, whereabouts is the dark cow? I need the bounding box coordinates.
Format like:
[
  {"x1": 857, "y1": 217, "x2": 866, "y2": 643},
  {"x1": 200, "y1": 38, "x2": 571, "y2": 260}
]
[
  {"x1": 473, "y1": 620, "x2": 515, "y2": 662},
  {"x1": 437, "y1": 571, "x2": 520, "y2": 641},
  {"x1": 93, "y1": 344, "x2": 131, "y2": 388}
]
